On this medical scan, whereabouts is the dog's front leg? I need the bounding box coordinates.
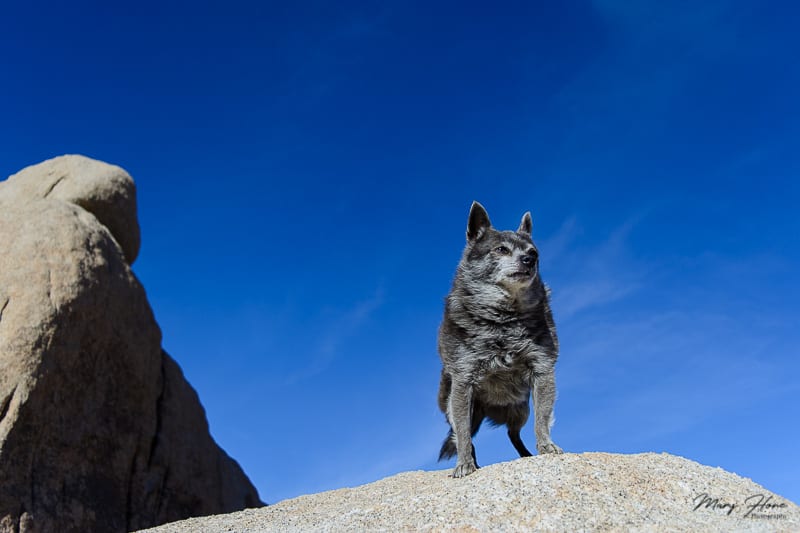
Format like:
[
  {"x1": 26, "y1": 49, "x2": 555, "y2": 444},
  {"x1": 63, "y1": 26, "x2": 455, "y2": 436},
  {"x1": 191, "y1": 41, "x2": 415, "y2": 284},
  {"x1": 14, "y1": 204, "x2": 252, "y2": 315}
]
[
  {"x1": 532, "y1": 371, "x2": 564, "y2": 454},
  {"x1": 448, "y1": 379, "x2": 477, "y2": 477}
]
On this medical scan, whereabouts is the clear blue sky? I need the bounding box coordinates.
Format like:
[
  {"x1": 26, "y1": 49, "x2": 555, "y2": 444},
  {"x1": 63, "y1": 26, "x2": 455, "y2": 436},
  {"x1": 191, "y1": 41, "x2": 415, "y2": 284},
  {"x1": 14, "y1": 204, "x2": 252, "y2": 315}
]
[{"x1": 2, "y1": 1, "x2": 798, "y2": 505}]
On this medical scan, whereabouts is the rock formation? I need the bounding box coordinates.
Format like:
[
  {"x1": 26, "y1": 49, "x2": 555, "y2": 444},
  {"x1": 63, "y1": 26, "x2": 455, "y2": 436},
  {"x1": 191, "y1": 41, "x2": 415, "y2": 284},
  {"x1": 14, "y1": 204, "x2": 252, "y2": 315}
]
[
  {"x1": 139, "y1": 453, "x2": 799, "y2": 532},
  {"x1": 0, "y1": 155, "x2": 262, "y2": 532}
]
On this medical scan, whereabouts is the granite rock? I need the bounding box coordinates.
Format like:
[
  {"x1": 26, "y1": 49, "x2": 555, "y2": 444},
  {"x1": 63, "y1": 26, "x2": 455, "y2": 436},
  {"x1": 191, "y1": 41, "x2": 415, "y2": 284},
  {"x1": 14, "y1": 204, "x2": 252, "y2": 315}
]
[
  {"x1": 0, "y1": 156, "x2": 262, "y2": 532},
  {"x1": 141, "y1": 452, "x2": 798, "y2": 532}
]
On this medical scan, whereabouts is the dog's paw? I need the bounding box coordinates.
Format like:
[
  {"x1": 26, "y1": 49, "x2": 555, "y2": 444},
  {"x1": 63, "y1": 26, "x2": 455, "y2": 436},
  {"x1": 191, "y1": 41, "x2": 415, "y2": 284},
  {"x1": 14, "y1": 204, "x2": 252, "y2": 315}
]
[
  {"x1": 452, "y1": 461, "x2": 478, "y2": 478},
  {"x1": 537, "y1": 442, "x2": 564, "y2": 455}
]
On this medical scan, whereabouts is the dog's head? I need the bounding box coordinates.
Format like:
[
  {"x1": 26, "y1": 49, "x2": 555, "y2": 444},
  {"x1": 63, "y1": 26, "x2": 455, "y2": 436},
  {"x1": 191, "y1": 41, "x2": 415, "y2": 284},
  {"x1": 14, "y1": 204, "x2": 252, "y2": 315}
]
[{"x1": 459, "y1": 201, "x2": 539, "y2": 293}]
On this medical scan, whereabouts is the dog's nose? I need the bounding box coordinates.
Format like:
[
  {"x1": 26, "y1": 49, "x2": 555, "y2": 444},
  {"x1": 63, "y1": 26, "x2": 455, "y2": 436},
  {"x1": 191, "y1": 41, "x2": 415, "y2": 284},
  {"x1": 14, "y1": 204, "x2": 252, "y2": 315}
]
[{"x1": 520, "y1": 255, "x2": 534, "y2": 266}]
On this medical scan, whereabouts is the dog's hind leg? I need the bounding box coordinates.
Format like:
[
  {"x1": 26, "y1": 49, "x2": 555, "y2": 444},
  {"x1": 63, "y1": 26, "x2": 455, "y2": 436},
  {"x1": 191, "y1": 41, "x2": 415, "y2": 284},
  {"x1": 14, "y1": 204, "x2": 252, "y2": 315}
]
[
  {"x1": 509, "y1": 430, "x2": 533, "y2": 457},
  {"x1": 486, "y1": 402, "x2": 533, "y2": 457},
  {"x1": 506, "y1": 403, "x2": 533, "y2": 457}
]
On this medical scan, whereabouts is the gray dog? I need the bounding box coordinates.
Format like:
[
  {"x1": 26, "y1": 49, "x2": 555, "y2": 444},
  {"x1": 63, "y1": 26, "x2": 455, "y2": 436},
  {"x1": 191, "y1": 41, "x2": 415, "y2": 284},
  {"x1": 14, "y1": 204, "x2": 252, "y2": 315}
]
[{"x1": 437, "y1": 201, "x2": 563, "y2": 477}]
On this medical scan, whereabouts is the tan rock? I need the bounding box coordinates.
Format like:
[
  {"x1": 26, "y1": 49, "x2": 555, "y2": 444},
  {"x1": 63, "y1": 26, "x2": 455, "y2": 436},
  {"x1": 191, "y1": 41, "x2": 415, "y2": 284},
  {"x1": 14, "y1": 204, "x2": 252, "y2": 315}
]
[
  {"x1": 1, "y1": 154, "x2": 140, "y2": 263},
  {"x1": 0, "y1": 156, "x2": 262, "y2": 532},
  {"x1": 140, "y1": 453, "x2": 799, "y2": 533}
]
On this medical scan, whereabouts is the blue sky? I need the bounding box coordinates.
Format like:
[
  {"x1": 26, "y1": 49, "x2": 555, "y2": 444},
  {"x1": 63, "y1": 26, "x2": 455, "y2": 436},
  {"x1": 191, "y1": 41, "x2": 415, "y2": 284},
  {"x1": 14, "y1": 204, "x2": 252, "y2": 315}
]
[{"x1": 2, "y1": 1, "x2": 799, "y2": 505}]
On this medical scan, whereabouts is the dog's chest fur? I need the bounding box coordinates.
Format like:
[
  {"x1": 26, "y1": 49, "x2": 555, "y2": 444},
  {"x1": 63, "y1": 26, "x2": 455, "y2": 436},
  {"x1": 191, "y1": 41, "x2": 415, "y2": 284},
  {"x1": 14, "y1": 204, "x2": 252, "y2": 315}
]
[{"x1": 441, "y1": 293, "x2": 556, "y2": 406}]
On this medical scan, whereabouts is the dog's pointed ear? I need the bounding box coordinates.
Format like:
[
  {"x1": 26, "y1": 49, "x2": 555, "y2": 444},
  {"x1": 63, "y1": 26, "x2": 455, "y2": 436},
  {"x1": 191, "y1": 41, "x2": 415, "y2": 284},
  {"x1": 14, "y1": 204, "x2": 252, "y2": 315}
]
[
  {"x1": 517, "y1": 212, "x2": 533, "y2": 236},
  {"x1": 467, "y1": 201, "x2": 492, "y2": 243}
]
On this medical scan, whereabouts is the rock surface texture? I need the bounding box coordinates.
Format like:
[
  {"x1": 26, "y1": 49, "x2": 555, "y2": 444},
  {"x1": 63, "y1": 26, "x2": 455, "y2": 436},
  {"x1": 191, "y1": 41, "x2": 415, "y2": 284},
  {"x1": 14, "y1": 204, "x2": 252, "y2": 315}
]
[
  {"x1": 141, "y1": 453, "x2": 798, "y2": 533},
  {"x1": 0, "y1": 155, "x2": 262, "y2": 533}
]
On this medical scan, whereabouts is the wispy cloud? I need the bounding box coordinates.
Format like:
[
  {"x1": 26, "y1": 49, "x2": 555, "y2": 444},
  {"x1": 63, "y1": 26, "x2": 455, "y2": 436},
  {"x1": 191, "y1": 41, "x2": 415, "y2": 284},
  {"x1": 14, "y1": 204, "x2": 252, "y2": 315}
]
[
  {"x1": 538, "y1": 215, "x2": 581, "y2": 263},
  {"x1": 327, "y1": 413, "x2": 445, "y2": 492},
  {"x1": 543, "y1": 0, "x2": 754, "y2": 166},
  {"x1": 543, "y1": 213, "x2": 647, "y2": 319},
  {"x1": 549, "y1": 216, "x2": 800, "y2": 451},
  {"x1": 283, "y1": 287, "x2": 384, "y2": 385},
  {"x1": 560, "y1": 306, "x2": 800, "y2": 446}
]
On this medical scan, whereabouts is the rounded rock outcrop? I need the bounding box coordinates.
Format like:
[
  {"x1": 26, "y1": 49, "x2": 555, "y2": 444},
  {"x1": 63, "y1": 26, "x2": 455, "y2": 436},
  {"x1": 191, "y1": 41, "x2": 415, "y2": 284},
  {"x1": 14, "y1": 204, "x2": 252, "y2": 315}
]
[
  {"x1": 1, "y1": 154, "x2": 141, "y2": 264},
  {"x1": 0, "y1": 156, "x2": 262, "y2": 533}
]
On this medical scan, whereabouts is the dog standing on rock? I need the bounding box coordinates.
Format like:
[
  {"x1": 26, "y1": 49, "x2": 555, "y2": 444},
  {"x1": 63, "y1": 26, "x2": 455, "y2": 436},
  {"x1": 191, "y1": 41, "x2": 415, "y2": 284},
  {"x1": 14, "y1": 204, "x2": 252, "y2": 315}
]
[{"x1": 437, "y1": 201, "x2": 563, "y2": 478}]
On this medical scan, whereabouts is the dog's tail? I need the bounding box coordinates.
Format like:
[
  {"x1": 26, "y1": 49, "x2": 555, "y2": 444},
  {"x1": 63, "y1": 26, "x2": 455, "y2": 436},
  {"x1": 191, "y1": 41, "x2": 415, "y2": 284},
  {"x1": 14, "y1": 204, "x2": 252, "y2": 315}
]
[{"x1": 438, "y1": 429, "x2": 457, "y2": 461}]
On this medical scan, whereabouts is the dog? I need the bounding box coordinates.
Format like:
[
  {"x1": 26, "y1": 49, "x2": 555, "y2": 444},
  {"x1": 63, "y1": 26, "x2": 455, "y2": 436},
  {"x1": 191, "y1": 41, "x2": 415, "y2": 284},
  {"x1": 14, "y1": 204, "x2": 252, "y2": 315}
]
[{"x1": 437, "y1": 201, "x2": 563, "y2": 477}]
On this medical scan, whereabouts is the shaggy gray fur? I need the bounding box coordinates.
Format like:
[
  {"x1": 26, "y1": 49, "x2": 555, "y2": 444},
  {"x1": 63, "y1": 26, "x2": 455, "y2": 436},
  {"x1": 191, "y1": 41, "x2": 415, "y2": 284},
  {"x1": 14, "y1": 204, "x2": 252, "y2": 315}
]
[{"x1": 437, "y1": 201, "x2": 563, "y2": 478}]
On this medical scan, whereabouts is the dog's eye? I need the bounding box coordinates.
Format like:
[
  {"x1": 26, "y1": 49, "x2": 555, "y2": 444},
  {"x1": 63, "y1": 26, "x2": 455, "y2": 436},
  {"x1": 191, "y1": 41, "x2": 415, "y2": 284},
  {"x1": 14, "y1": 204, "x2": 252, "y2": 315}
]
[{"x1": 494, "y1": 246, "x2": 511, "y2": 255}]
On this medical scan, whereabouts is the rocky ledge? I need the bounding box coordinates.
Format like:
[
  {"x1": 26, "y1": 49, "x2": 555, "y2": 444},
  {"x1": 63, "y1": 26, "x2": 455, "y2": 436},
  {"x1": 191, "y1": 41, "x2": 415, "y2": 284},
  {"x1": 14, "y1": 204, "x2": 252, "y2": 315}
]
[{"x1": 141, "y1": 452, "x2": 798, "y2": 532}]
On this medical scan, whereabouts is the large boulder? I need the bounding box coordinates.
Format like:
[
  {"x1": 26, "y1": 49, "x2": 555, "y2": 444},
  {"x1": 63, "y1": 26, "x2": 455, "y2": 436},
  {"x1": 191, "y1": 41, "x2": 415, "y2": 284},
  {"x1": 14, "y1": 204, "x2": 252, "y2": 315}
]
[
  {"x1": 0, "y1": 155, "x2": 262, "y2": 532},
  {"x1": 140, "y1": 453, "x2": 800, "y2": 532}
]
